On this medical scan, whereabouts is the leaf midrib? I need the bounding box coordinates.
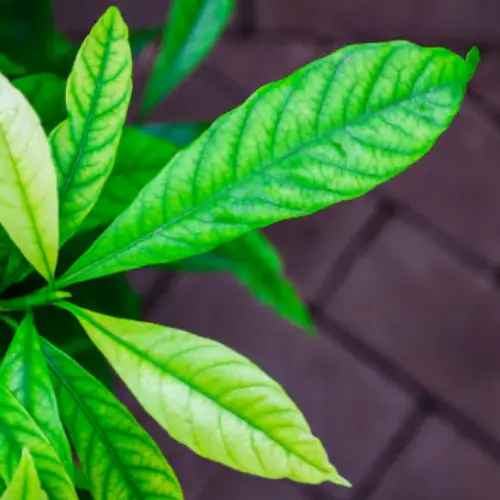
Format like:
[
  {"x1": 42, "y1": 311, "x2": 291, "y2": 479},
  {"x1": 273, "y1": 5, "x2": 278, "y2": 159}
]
[
  {"x1": 57, "y1": 19, "x2": 115, "y2": 214},
  {"x1": 76, "y1": 309, "x2": 335, "y2": 477},
  {"x1": 0, "y1": 110, "x2": 52, "y2": 279},
  {"x1": 42, "y1": 345, "x2": 147, "y2": 499},
  {"x1": 64, "y1": 73, "x2": 466, "y2": 285}
]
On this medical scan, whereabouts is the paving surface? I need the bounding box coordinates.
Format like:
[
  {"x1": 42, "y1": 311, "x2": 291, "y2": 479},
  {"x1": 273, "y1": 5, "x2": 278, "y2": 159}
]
[{"x1": 60, "y1": 1, "x2": 500, "y2": 498}]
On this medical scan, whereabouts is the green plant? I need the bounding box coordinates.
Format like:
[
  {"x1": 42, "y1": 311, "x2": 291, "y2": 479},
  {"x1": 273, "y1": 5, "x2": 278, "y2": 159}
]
[{"x1": 0, "y1": 1, "x2": 478, "y2": 497}]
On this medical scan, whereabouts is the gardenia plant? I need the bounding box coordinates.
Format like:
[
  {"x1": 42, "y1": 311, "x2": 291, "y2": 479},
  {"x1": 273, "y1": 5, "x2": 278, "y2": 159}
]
[{"x1": 0, "y1": 1, "x2": 478, "y2": 498}]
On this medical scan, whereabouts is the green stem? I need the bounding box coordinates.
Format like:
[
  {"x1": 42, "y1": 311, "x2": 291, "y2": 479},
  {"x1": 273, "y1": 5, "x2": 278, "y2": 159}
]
[
  {"x1": 0, "y1": 289, "x2": 72, "y2": 312},
  {"x1": 0, "y1": 314, "x2": 19, "y2": 330}
]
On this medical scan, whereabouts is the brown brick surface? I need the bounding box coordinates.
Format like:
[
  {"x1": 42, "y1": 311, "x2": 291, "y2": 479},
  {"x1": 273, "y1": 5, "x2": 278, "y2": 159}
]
[
  {"x1": 196, "y1": 469, "x2": 306, "y2": 500},
  {"x1": 143, "y1": 273, "x2": 411, "y2": 497},
  {"x1": 381, "y1": 101, "x2": 500, "y2": 262},
  {"x1": 327, "y1": 219, "x2": 500, "y2": 439},
  {"x1": 255, "y1": 0, "x2": 500, "y2": 44},
  {"x1": 368, "y1": 419, "x2": 500, "y2": 500}
]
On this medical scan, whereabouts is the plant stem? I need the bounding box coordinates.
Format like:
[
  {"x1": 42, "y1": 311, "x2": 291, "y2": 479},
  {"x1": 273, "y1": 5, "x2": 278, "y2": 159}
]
[{"x1": 0, "y1": 289, "x2": 72, "y2": 312}]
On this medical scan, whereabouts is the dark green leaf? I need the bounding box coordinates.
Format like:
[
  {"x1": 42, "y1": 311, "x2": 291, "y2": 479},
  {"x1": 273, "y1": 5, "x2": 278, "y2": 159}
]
[
  {"x1": 0, "y1": 0, "x2": 53, "y2": 71},
  {"x1": 83, "y1": 127, "x2": 178, "y2": 232},
  {"x1": 141, "y1": 0, "x2": 235, "y2": 115},
  {"x1": 0, "y1": 53, "x2": 25, "y2": 76},
  {"x1": 129, "y1": 27, "x2": 161, "y2": 57},
  {"x1": 42, "y1": 340, "x2": 183, "y2": 500},
  {"x1": 0, "y1": 314, "x2": 73, "y2": 476},
  {"x1": 60, "y1": 43, "x2": 478, "y2": 287},
  {"x1": 171, "y1": 232, "x2": 314, "y2": 331},
  {"x1": 142, "y1": 121, "x2": 210, "y2": 147},
  {"x1": 13, "y1": 74, "x2": 66, "y2": 134}
]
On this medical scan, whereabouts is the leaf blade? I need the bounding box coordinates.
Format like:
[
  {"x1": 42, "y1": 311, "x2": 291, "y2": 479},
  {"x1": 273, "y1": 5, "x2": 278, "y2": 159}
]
[
  {"x1": 63, "y1": 303, "x2": 349, "y2": 485},
  {"x1": 13, "y1": 73, "x2": 67, "y2": 134},
  {"x1": 50, "y1": 6, "x2": 133, "y2": 244},
  {"x1": 0, "y1": 313, "x2": 73, "y2": 477},
  {"x1": 1, "y1": 449, "x2": 48, "y2": 500},
  {"x1": 0, "y1": 73, "x2": 59, "y2": 281},
  {"x1": 42, "y1": 339, "x2": 183, "y2": 500},
  {"x1": 82, "y1": 126, "x2": 179, "y2": 232},
  {"x1": 171, "y1": 232, "x2": 314, "y2": 331},
  {"x1": 0, "y1": 386, "x2": 77, "y2": 500},
  {"x1": 141, "y1": 0, "x2": 235, "y2": 114},
  {"x1": 60, "y1": 42, "x2": 476, "y2": 287}
]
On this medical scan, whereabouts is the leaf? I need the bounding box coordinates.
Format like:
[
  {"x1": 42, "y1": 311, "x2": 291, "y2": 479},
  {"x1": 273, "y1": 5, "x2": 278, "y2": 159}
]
[
  {"x1": 83, "y1": 127, "x2": 178, "y2": 232},
  {"x1": 0, "y1": 72, "x2": 59, "y2": 281},
  {"x1": 0, "y1": 386, "x2": 77, "y2": 499},
  {"x1": 50, "y1": 6, "x2": 133, "y2": 244},
  {"x1": 171, "y1": 232, "x2": 314, "y2": 331},
  {"x1": 42, "y1": 340, "x2": 183, "y2": 500},
  {"x1": 13, "y1": 73, "x2": 67, "y2": 134},
  {"x1": 141, "y1": 0, "x2": 235, "y2": 115},
  {"x1": 0, "y1": 313, "x2": 73, "y2": 477},
  {"x1": 0, "y1": 53, "x2": 25, "y2": 76},
  {"x1": 142, "y1": 121, "x2": 210, "y2": 147},
  {"x1": 129, "y1": 27, "x2": 161, "y2": 57},
  {"x1": 60, "y1": 43, "x2": 477, "y2": 287},
  {"x1": 1, "y1": 449, "x2": 48, "y2": 500},
  {"x1": 63, "y1": 303, "x2": 350, "y2": 486}
]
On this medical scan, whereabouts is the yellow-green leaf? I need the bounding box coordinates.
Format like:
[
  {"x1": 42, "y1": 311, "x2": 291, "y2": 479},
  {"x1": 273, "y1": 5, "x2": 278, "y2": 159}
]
[
  {"x1": 0, "y1": 313, "x2": 73, "y2": 477},
  {"x1": 1, "y1": 449, "x2": 48, "y2": 500},
  {"x1": 42, "y1": 340, "x2": 183, "y2": 500},
  {"x1": 0, "y1": 72, "x2": 59, "y2": 281},
  {"x1": 50, "y1": 6, "x2": 132, "y2": 244},
  {"x1": 0, "y1": 386, "x2": 77, "y2": 499},
  {"x1": 63, "y1": 303, "x2": 350, "y2": 486}
]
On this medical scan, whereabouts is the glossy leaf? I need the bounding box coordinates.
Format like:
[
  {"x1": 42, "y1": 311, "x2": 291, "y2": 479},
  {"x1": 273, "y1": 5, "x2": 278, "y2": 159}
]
[
  {"x1": 141, "y1": 0, "x2": 235, "y2": 114},
  {"x1": 171, "y1": 232, "x2": 314, "y2": 331},
  {"x1": 142, "y1": 121, "x2": 210, "y2": 147},
  {"x1": 61, "y1": 43, "x2": 478, "y2": 287},
  {"x1": 0, "y1": 72, "x2": 59, "y2": 281},
  {"x1": 1, "y1": 449, "x2": 48, "y2": 500},
  {"x1": 42, "y1": 340, "x2": 183, "y2": 500},
  {"x1": 13, "y1": 73, "x2": 66, "y2": 133},
  {"x1": 0, "y1": 386, "x2": 77, "y2": 499},
  {"x1": 0, "y1": 313, "x2": 73, "y2": 476},
  {"x1": 83, "y1": 127, "x2": 178, "y2": 231},
  {"x1": 63, "y1": 303, "x2": 349, "y2": 485},
  {"x1": 50, "y1": 6, "x2": 133, "y2": 244}
]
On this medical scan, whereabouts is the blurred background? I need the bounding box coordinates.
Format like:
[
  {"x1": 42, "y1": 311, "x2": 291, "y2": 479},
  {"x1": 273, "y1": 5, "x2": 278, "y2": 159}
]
[{"x1": 54, "y1": 1, "x2": 500, "y2": 499}]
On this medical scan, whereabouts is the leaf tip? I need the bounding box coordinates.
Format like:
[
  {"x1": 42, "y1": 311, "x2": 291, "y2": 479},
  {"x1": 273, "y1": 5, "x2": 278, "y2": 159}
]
[
  {"x1": 100, "y1": 5, "x2": 129, "y2": 38},
  {"x1": 466, "y1": 46, "x2": 480, "y2": 73}
]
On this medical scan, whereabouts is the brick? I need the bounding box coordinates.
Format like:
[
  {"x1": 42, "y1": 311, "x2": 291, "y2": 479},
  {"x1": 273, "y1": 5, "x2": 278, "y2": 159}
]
[
  {"x1": 264, "y1": 198, "x2": 375, "y2": 300},
  {"x1": 54, "y1": 0, "x2": 242, "y2": 41},
  {"x1": 382, "y1": 101, "x2": 500, "y2": 262},
  {"x1": 369, "y1": 419, "x2": 500, "y2": 500},
  {"x1": 143, "y1": 273, "x2": 411, "y2": 497},
  {"x1": 206, "y1": 39, "x2": 319, "y2": 92},
  {"x1": 255, "y1": 0, "x2": 500, "y2": 44},
  {"x1": 327, "y1": 219, "x2": 500, "y2": 439},
  {"x1": 470, "y1": 50, "x2": 500, "y2": 112},
  {"x1": 197, "y1": 469, "x2": 305, "y2": 500}
]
